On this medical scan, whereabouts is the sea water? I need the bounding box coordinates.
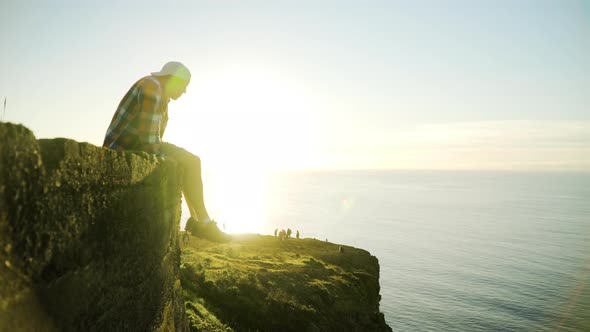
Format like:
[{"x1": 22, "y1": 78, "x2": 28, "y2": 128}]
[{"x1": 186, "y1": 171, "x2": 590, "y2": 331}]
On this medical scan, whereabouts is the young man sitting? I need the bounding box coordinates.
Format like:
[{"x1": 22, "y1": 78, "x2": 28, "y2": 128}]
[{"x1": 103, "y1": 61, "x2": 229, "y2": 242}]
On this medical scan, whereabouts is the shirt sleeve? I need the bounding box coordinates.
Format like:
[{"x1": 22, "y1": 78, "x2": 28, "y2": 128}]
[
  {"x1": 136, "y1": 82, "x2": 163, "y2": 153},
  {"x1": 160, "y1": 110, "x2": 169, "y2": 139}
]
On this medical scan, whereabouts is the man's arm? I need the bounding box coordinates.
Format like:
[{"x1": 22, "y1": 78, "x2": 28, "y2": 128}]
[
  {"x1": 160, "y1": 110, "x2": 169, "y2": 140},
  {"x1": 136, "y1": 81, "x2": 164, "y2": 154}
]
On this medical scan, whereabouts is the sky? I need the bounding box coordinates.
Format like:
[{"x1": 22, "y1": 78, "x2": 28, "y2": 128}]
[{"x1": 1, "y1": 0, "x2": 590, "y2": 173}]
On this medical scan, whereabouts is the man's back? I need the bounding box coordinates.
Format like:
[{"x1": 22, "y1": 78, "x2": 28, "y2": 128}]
[{"x1": 103, "y1": 76, "x2": 168, "y2": 153}]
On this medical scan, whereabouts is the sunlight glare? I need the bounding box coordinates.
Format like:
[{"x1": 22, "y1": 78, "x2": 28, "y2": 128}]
[{"x1": 169, "y1": 67, "x2": 315, "y2": 233}]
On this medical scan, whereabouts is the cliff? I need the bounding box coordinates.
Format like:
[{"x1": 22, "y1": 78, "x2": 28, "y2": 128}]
[
  {"x1": 0, "y1": 123, "x2": 188, "y2": 331},
  {"x1": 0, "y1": 122, "x2": 391, "y2": 331},
  {"x1": 180, "y1": 235, "x2": 392, "y2": 332}
]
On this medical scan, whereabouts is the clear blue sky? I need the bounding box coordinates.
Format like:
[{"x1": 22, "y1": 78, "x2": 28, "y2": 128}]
[{"x1": 1, "y1": 0, "x2": 589, "y2": 171}]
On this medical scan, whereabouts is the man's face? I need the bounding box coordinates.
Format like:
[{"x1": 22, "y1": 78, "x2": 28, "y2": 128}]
[{"x1": 167, "y1": 77, "x2": 190, "y2": 100}]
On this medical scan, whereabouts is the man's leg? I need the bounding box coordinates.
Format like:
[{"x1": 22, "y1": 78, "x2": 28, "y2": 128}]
[
  {"x1": 182, "y1": 154, "x2": 211, "y2": 222},
  {"x1": 160, "y1": 142, "x2": 230, "y2": 242},
  {"x1": 160, "y1": 143, "x2": 210, "y2": 221}
]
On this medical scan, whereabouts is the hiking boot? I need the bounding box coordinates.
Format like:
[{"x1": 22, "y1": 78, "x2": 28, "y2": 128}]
[{"x1": 186, "y1": 217, "x2": 231, "y2": 243}]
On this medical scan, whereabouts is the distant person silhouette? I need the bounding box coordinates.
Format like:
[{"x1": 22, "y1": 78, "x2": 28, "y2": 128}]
[
  {"x1": 287, "y1": 228, "x2": 292, "y2": 239},
  {"x1": 296, "y1": 230, "x2": 300, "y2": 239},
  {"x1": 103, "y1": 61, "x2": 229, "y2": 242},
  {"x1": 274, "y1": 228, "x2": 278, "y2": 237}
]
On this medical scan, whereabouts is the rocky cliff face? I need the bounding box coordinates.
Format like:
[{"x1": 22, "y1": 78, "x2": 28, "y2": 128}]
[{"x1": 0, "y1": 123, "x2": 188, "y2": 331}]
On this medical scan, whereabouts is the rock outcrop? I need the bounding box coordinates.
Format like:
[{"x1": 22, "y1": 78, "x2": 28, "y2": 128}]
[{"x1": 0, "y1": 123, "x2": 188, "y2": 331}]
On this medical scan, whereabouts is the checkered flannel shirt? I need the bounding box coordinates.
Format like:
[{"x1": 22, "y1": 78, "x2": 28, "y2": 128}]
[{"x1": 103, "y1": 75, "x2": 169, "y2": 154}]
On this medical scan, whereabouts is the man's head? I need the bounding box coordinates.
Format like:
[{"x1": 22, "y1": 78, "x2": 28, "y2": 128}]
[{"x1": 152, "y1": 61, "x2": 191, "y2": 100}]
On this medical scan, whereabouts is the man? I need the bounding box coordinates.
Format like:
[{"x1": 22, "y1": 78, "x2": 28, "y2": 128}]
[{"x1": 103, "y1": 61, "x2": 229, "y2": 242}]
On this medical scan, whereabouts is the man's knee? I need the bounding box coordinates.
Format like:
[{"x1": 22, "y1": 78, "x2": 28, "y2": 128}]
[
  {"x1": 161, "y1": 143, "x2": 201, "y2": 168},
  {"x1": 177, "y1": 153, "x2": 201, "y2": 178},
  {"x1": 185, "y1": 154, "x2": 201, "y2": 169}
]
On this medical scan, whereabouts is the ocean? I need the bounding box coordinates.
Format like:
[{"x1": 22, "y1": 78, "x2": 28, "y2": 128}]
[{"x1": 185, "y1": 170, "x2": 590, "y2": 331}]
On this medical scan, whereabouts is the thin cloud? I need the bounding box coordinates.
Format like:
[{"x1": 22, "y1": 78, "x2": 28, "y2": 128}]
[{"x1": 332, "y1": 121, "x2": 590, "y2": 171}]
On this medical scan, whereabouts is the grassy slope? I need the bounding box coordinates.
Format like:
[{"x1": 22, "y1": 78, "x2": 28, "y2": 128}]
[{"x1": 180, "y1": 234, "x2": 388, "y2": 332}]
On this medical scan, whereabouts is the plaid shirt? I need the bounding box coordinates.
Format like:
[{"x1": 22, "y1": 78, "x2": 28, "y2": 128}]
[{"x1": 103, "y1": 75, "x2": 169, "y2": 154}]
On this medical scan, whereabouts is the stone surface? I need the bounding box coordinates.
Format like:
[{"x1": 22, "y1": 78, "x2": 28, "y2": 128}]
[{"x1": 0, "y1": 123, "x2": 188, "y2": 332}]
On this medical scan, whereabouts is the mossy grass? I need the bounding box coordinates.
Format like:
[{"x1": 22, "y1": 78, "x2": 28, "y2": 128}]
[{"x1": 180, "y1": 234, "x2": 387, "y2": 332}]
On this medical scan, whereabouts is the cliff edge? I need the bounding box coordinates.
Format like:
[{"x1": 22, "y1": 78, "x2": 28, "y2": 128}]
[{"x1": 180, "y1": 234, "x2": 392, "y2": 332}]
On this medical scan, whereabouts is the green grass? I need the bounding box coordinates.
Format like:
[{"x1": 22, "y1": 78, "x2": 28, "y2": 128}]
[{"x1": 179, "y1": 234, "x2": 385, "y2": 332}]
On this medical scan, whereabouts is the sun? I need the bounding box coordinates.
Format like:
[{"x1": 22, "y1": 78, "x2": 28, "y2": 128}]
[{"x1": 165, "y1": 67, "x2": 316, "y2": 233}]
